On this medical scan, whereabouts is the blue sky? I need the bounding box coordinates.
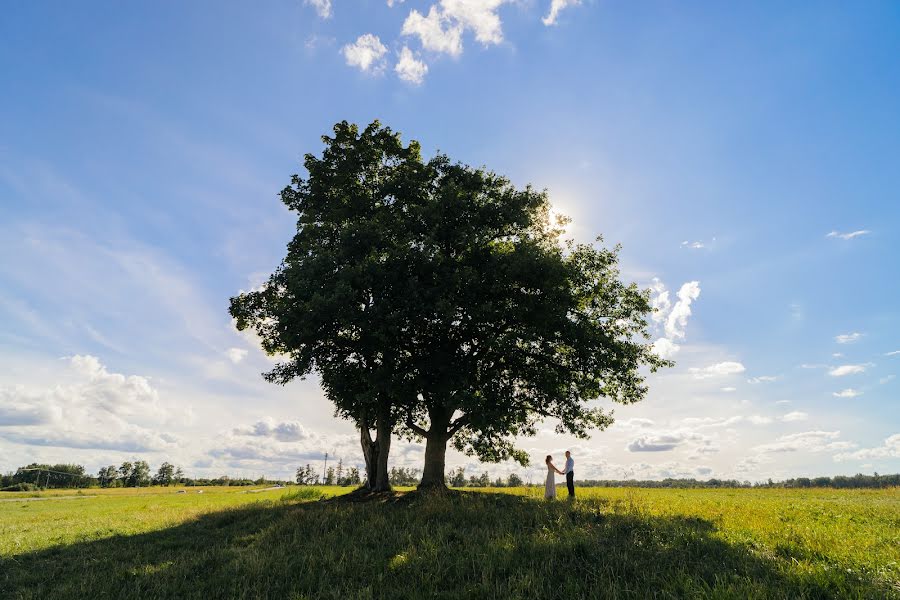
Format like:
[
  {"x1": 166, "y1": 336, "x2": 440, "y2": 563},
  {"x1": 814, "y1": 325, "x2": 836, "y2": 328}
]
[{"x1": 1, "y1": 0, "x2": 898, "y2": 482}]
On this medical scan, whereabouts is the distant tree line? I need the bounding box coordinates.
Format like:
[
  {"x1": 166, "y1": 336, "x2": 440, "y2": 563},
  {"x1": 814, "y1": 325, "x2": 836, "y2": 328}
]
[
  {"x1": 4, "y1": 462, "x2": 897, "y2": 491},
  {"x1": 1, "y1": 462, "x2": 290, "y2": 491},
  {"x1": 565, "y1": 473, "x2": 900, "y2": 489},
  {"x1": 296, "y1": 459, "x2": 362, "y2": 486}
]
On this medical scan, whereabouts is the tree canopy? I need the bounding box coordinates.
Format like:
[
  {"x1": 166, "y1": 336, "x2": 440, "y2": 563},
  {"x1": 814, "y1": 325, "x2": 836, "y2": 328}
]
[{"x1": 230, "y1": 120, "x2": 670, "y2": 490}]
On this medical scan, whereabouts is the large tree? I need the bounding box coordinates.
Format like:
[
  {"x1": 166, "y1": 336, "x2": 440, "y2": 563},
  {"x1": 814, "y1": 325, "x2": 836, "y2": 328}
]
[
  {"x1": 231, "y1": 120, "x2": 669, "y2": 492},
  {"x1": 386, "y1": 156, "x2": 670, "y2": 488},
  {"x1": 230, "y1": 121, "x2": 427, "y2": 491}
]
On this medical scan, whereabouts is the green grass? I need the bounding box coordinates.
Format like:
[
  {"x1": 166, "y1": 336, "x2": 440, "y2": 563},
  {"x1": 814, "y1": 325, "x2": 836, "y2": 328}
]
[{"x1": 1, "y1": 486, "x2": 897, "y2": 599}]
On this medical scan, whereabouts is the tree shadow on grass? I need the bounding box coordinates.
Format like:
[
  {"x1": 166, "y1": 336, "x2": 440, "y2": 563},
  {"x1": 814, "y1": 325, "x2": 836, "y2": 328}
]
[{"x1": 1, "y1": 492, "x2": 893, "y2": 600}]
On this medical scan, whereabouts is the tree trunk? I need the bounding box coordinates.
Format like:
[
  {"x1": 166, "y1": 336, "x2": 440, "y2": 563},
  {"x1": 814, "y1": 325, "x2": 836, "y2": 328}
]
[
  {"x1": 374, "y1": 408, "x2": 392, "y2": 492},
  {"x1": 418, "y1": 406, "x2": 452, "y2": 490},
  {"x1": 418, "y1": 432, "x2": 449, "y2": 490},
  {"x1": 359, "y1": 416, "x2": 379, "y2": 490}
]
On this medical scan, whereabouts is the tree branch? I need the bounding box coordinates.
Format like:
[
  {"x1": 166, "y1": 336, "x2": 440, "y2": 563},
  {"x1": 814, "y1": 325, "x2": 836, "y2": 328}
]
[
  {"x1": 448, "y1": 414, "x2": 470, "y2": 436},
  {"x1": 405, "y1": 411, "x2": 429, "y2": 437}
]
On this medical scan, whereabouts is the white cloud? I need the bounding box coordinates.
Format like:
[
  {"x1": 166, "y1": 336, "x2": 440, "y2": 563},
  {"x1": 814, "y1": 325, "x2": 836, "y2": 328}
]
[
  {"x1": 210, "y1": 418, "x2": 359, "y2": 468},
  {"x1": 754, "y1": 430, "x2": 846, "y2": 454},
  {"x1": 612, "y1": 417, "x2": 655, "y2": 430},
  {"x1": 232, "y1": 417, "x2": 310, "y2": 442},
  {"x1": 832, "y1": 388, "x2": 862, "y2": 398},
  {"x1": 826, "y1": 230, "x2": 870, "y2": 240},
  {"x1": 542, "y1": 0, "x2": 580, "y2": 26},
  {"x1": 387, "y1": 0, "x2": 405, "y2": 6},
  {"x1": 226, "y1": 347, "x2": 248, "y2": 364},
  {"x1": 834, "y1": 434, "x2": 900, "y2": 461},
  {"x1": 342, "y1": 34, "x2": 388, "y2": 73},
  {"x1": 0, "y1": 355, "x2": 184, "y2": 452},
  {"x1": 395, "y1": 46, "x2": 429, "y2": 84},
  {"x1": 835, "y1": 332, "x2": 863, "y2": 344},
  {"x1": 304, "y1": 0, "x2": 332, "y2": 19},
  {"x1": 721, "y1": 387, "x2": 736, "y2": 393},
  {"x1": 649, "y1": 279, "x2": 700, "y2": 359},
  {"x1": 651, "y1": 337, "x2": 679, "y2": 359},
  {"x1": 627, "y1": 430, "x2": 709, "y2": 453},
  {"x1": 649, "y1": 278, "x2": 671, "y2": 324},
  {"x1": 402, "y1": 6, "x2": 464, "y2": 56},
  {"x1": 681, "y1": 415, "x2": 770, "y2": 428},
  {"x1": 689, "y1": 361, "x2": 746, "y2": 379},
  {"x1": 441, "y1": 0, "x2": 509, "y2": 45},
  {"x1": 828, "y1": 364, "x2": 870, "y2": 377},
  {"x1": 665, "y1": 281, "x2": 701, "y2": 340},
  {"x1": 747, "y1": 375, "x2": 778, "y2": 384},
  {"x1": 401, "y1": 0, "x2": 511, "y2": 58},
  {"x1": 780, "y1": 411, "x2": 808, "y2": 422},
  {"x1": 886, "y1": 350, "x2": 900, "y2": 357}
]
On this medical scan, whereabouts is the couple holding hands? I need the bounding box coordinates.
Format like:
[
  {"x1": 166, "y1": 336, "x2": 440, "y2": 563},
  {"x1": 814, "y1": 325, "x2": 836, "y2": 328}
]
[{"x1": 544, "y1": 450, "x2": 575, "y2": 500}]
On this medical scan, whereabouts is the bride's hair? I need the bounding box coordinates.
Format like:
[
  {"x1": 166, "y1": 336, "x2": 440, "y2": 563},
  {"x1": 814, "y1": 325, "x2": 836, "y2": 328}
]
[{"x1": 545, "y1": 455, "x2": 552, "y2": 464}]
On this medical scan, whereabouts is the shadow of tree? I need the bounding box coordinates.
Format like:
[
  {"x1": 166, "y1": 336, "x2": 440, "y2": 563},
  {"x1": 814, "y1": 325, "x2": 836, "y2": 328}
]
[{"x1": 1, "y1": 492, "x2": 893, "y2": 599}]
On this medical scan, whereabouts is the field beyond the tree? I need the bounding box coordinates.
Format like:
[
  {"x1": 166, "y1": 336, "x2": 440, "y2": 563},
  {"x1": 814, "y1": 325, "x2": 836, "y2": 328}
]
[{"x1": 1, "y1": 486, "x2": 897, "y2": 599}]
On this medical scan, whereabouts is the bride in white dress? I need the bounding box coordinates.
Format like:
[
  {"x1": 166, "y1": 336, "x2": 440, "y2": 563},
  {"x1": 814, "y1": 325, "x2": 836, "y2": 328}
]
[{"x1": 544, "y1": 455, "x2": 564, "y2": 499}]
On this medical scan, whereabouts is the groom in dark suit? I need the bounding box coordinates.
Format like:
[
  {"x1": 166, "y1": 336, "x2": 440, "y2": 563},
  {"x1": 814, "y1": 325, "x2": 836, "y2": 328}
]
[{"x1": 563, "y1": 450, "x2": 575, "y2": 498}]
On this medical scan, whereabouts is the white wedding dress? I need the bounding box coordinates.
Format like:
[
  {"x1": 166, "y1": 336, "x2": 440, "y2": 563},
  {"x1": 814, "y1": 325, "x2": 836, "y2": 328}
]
[{"x1": 544, "y1": 465, "x2": 557, "y2": 499}]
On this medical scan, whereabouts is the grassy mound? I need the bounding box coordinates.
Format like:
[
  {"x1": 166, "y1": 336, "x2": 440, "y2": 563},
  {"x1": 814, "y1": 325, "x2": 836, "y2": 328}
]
[{"x1": 2, "y1": 488, "x2": 897, "y2": 599}]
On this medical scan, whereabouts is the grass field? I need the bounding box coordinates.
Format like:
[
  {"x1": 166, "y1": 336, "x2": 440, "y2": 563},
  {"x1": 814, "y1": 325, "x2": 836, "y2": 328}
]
[{"x1": 1, "y1": 485, "x2": 897, "y2": 599}]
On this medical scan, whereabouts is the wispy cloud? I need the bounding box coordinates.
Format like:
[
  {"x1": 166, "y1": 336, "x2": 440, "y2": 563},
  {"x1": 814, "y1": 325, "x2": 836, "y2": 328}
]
[
  {"x1": 689, "y1": 361, "x2": 746, "y2": 379},
  {"x1": 542, "y1": 0, "x2": 581, "y2": 26},
  {"x1": 834, "y1": 332, "x2": 863, "y2": 344},
  {"x1": 828, "y1": 364, "x2": 871, "y2": 377},
  {"x1": 826, "y1": 229, "x2": 870, "y2": 240},
  {"x1": 832, "y1": 388, "x2": 862, "y2": 398},
  {"x1": 304, "y1": 0, "x2": 332, "y2": 19},
  {"x1": 747, "y1": 375, "x2": 778, "y2": 384}
]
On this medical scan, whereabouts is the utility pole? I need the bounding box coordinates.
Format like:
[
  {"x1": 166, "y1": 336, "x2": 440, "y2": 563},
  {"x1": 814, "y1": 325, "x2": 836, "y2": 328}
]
[{"x1": 322, "y1": 452, "x2": 328, "y2": 483}]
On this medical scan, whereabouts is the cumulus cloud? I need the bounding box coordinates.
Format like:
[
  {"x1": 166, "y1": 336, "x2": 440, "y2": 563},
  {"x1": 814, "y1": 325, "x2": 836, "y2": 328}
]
[
  {"x1": 210, "y1": 418, "x2": 360, "y2": 469},
  {"x1": 650, "y1": 337, "x2": 679, "y2": 359},
  {"x1": 627, "y1": 430, "x2": 713, "y2": 453},
  {"x1": 828, "y1": 364, "x2": 870, "y2": 377},
  {"x1": 826, "y1": 230, "x2": 870, "y2": 240},
  {"x1": 401, "y1": 0, "x2": 511, "y2": 58},
  {"x1": 666, "y1": 281, "x2": 701, "y2": 340},
  {"x1": 304, "y1": 0, "x2": 332, "y2": 19},
  {"x1": 833, "y1": 388, "x2": 862, "y2": 398},
  {"x1": 395, "y1": 46, "x2": 428, "y2": 84},
  {"x1": 402, "y1": 6, "x2": 464, "y2": 55},
  {"x1": 649, "y1": 279, "x2": 700, "y2": 359},
  {"x1": 0, "y1": 355, "x2": 183, "y2": 452},
  {"x1": 689, "y1": 361, "x2": 746, "y2": 379},
  {"x1": 834, "y1": 434, "x2": 900, "y2": 461},
  {"x1": 542, "y1": 0, "x2": 580, "y2": 26},
  {"x1": 835, "y1": 332, "x2": 863, "y2": 344},
  {"x1": 342, "y1": 34, "x2": 388, "y2": 73},
  {"x1": 232, "y1": 417, "x2": 310, "y2": 442}
]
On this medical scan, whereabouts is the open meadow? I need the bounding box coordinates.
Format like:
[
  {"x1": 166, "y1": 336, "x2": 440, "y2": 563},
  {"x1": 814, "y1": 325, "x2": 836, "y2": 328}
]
[{"x1": 1, "y1": 485, "x2": 897, "y2": 599}]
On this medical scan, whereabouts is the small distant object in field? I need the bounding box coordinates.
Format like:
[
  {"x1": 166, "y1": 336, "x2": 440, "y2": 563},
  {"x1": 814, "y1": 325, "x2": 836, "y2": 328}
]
[
  {"x1": 176, "y1": 490, "x2": 186, "y2": 494},
  {"x1": 197, "y1": 490, "x2": 204, "y2": 493}
]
